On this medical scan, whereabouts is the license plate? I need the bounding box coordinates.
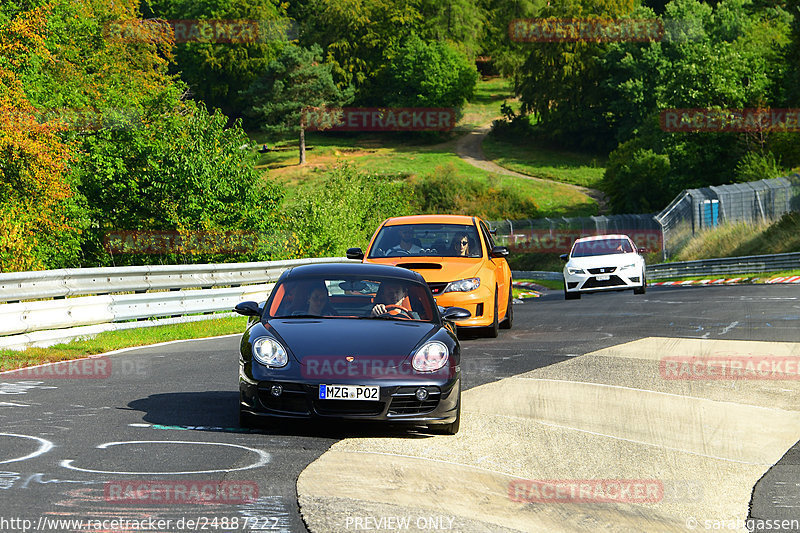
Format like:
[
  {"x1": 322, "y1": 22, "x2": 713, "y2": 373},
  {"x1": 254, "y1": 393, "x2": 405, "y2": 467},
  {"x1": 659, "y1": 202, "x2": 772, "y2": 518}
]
[
  {"x1": 319, "y1": 384, "x2": 380, "y2": 401},
  {"x1": 596, "y1": 275, "x2": 610, "y2": 281}
]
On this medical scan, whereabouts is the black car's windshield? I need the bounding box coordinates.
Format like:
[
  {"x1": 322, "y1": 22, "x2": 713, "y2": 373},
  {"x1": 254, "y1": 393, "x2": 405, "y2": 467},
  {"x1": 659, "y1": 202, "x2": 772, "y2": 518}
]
[
  {"x1": 571, "y1": 238, "x2": 634, "y2": 257},
  {"x1": 367, "y1": 224, "x2": 482, "y2": 258},
  {"x1": 267, "y1": 275, "x2": 436, "y2": 321}
]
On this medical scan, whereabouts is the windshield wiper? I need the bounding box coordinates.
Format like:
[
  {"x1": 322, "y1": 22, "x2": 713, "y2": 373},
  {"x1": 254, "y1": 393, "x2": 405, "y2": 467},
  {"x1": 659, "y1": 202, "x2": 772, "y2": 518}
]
[{"x1": 274, "y1": 314, "x2": 324, "y2": 319}]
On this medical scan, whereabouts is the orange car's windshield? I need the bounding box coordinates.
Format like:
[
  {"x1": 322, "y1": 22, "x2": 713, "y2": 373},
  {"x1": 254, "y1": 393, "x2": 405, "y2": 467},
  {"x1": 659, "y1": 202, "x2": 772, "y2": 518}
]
[{"x1": 368, "y1": 224, "x2": 482, "y2": 258}]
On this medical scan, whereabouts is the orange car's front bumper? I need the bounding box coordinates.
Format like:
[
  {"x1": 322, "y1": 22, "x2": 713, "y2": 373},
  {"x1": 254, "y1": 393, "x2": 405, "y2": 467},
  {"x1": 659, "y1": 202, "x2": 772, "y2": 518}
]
[{"x1": 433, "y1": 284, "x2": 496, "y2": 328}]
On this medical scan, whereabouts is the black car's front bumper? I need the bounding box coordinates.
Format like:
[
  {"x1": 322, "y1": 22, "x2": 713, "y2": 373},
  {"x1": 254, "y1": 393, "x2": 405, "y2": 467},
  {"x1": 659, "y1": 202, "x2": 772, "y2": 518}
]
[{"x1": 239, "y1": 371, "x2": 460, "y2": 425}]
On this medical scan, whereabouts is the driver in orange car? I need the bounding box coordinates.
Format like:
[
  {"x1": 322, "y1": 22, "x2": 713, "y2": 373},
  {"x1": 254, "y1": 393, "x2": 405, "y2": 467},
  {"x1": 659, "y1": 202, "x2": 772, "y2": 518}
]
[
  {"x1": 370, "y1": 281, "x2": 419, "y2": 319},
  {"x1": 388, "y1": 227, "x2": 422, "y2": 254}
]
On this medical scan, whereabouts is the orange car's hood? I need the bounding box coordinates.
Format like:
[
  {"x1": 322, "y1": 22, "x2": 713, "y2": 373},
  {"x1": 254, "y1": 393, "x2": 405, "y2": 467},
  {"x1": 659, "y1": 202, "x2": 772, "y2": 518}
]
[{"x1": 365, "y1": 256, "x2": 483, "y2": 283}]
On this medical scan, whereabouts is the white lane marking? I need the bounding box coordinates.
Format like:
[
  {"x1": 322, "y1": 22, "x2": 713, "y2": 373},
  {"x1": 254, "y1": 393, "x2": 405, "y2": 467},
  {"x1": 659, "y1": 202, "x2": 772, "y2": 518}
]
[
  {"x1": 515, "y1": 377, "x2": 800, "y2": 413},
  {"x1": 0, "y1": 402, "x2": 29, "y2": 407},
  {"x1": 60, "y1": 440, "x2": 270, "y2": 475},
  {"x1": 128, "y1": 423, "x2": 151, "y2": 428},
  {"x1": 0, "y1": 434, "x2": 55, "y2": 465},
  {"x1": 720, "y1": 321, "x2": 739, "y2": 335}
]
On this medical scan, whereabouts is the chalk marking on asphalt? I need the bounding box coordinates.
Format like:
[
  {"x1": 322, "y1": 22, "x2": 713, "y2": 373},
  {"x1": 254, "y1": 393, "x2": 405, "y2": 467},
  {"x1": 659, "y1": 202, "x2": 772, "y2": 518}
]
[
  {"x1": 60, "y1": 440, "x2": 270, "y2": 475},
  {"x1": 515, "y1": 377, "x2": 800, "y2": 414},
  {"x1": 0, "y1": 434, "x2": 55, "y2": 465},
  {"x1": 720, "y1": 321, "x2": 739, "y2": 335}
]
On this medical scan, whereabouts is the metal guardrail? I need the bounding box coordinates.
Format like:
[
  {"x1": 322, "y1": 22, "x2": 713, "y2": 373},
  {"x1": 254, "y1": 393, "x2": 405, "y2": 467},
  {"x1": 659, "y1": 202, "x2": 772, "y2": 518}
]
[
  {"x1": 0, "y1": 257, "x2": 355, "y2": 349},
  {"x1": 513, "y1": 253, "x2": 800, "y2": 282},
  {"x1": 646, "y1": 252, "x2": 800, "y2": 279}
]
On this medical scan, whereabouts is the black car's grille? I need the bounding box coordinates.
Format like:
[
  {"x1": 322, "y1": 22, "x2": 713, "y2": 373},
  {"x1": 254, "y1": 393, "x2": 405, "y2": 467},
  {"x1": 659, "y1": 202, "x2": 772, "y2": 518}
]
[
  {"x1": 257, "y1": 382, "x2": 310, "y2": 415},
  {"x1": 427, "y1": 282, "x2": 448, "y2": 295},
  {"x1": 388, "y1": 386, "x2": 441, "y2": 415},
  {"x1": 313, "y1": 400, "x2": 385, "y2": 416},
  {"x1": 588, "y1": 267, "x2": 617, "y2": 274},
  {"x1": 582, "y1": 275, "x2": 625, "y2": 288}
]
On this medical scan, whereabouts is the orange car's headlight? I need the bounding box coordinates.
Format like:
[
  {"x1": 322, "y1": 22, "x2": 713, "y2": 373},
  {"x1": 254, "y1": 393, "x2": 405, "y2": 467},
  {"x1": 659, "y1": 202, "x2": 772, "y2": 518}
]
[{"x1": 443, "y1": 277, "x2": 480, "y2": 293}]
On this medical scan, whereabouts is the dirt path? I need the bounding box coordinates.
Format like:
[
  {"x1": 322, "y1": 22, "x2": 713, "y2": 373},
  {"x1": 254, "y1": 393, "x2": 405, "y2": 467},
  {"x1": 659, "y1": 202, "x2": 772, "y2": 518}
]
[{"x1": 453, "y1": 121, "x2": 609, "y2": 214}]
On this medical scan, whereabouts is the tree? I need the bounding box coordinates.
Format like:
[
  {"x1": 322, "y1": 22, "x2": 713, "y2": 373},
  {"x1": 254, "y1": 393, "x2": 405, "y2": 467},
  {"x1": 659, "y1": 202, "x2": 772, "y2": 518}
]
[
  {"x1": 245, "y1": 44, "x2": 353, "y2": 164},
  {"x1": 143, "y1": 0, "x2": 291, "y2": 118},
  {"x1": 380, "y1": 34, "x2": 478, "y2": 110}
]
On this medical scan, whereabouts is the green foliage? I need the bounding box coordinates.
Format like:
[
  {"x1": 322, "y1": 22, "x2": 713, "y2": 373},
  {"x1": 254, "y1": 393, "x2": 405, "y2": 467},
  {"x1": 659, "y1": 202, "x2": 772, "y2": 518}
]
[
  {"x1": 602, "y1": 139, "x2": 671, "y2": 213},
  {"x1": 381, "y1": 34, "x2": 478, "y2": 110},
  {"x1": 143, "y1": 0, "x2": 290, "y2": 118},
  {"x1": 75, "y1": 103, "x2": 286, "y2": 265},
  {"x1": 287, "y1": 163, "x2": 414, "y2": 257},
  {"x1": 734, "y1": 151, "x2": 782, "y2": 182},
  {"x1": 244, "y1": 44, "x2": 353, "y2": 142},
  {"x1": 412, "y1": 162, "x2": 540, "y2": 220}
]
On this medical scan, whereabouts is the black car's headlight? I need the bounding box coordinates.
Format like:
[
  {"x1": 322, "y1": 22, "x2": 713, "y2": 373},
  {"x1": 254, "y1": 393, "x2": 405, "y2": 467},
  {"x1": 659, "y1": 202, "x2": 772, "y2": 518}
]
[
  {"x1": 252, "y1": 337, "x2": 288, "y2": 368},
  {"x1": 412, "y1": 341, "x2": 449, "y2": 372},
  {"x1": 443, "y1": 277, "x2": 480, "y2": 293}
]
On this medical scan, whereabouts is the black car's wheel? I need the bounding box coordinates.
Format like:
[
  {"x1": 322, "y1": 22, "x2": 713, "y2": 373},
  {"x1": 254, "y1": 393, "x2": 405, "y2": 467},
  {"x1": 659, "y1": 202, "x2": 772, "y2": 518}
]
[
  {"x1": 429, "y1": 395, "x2": 460, "y2": 435},
  {"x1": 564, "y1": 288, "x2": 581, "y2": 300},
  {"x1": 634, "y1": 271, "x2": 647, "y2": 295},
  {"x1": 486, "y1": 288, "x2": 499, "y2": 338},
  {"x1": 500, "y1": 286, "x2": 513, "y2": 329}
]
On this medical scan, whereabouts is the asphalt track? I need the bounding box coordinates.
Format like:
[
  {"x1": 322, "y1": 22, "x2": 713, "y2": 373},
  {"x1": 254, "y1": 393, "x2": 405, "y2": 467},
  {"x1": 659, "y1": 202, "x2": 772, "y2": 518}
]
[{"x1": 1, "y1": 283, "x2": 798, "y2": 533}]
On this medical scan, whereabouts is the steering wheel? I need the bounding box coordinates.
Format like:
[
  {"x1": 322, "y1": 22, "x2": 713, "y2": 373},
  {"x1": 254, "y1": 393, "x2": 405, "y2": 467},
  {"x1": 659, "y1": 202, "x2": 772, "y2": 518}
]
[
  {"x1": 381, "y1": 304, "x2": 413, "y2": 319},
  {"x1": 392, "y1": 248, "x2": 410, "y2": 255}
]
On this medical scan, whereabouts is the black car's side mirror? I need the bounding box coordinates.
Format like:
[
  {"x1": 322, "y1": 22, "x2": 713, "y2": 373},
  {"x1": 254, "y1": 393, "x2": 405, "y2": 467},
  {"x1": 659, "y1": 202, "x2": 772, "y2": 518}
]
[
  {"x1": 559, "y1": 254, "x2": 569, "y2": 261},
  {"x1": 234, "y1": 301, "x2": 263, "y2": 317},
  {"x1": 346, "y1": 247, "x2": 364, "y2": 260},
  {"x1": 490, "y1": 246, "x2": 509, "y2": 258},
  {"x1": 441, "y1": 307, "x2": 471, "y2": 321}
]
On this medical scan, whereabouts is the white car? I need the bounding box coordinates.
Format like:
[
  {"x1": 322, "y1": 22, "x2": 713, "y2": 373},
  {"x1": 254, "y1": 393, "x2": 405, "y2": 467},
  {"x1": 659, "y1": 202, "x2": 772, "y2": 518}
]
[{"x1": 560, "y1": 235, "x2": 647, "y2": 300}]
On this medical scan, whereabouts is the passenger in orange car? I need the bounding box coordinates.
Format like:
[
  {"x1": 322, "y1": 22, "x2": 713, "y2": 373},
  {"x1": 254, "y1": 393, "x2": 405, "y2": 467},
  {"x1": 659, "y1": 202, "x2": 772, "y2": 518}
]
[{"x1": 452, "y1": 232, "x2": 471, "y2": 257}]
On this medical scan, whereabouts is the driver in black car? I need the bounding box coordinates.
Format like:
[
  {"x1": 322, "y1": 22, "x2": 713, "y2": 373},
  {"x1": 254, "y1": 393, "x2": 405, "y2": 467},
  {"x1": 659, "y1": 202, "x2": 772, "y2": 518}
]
[
  {"x1": 370, "y1": 281, "x2": 419, "y2": 319},
  {"x1": 388, "y1": 227, "x2": 422, "y2": 254}
]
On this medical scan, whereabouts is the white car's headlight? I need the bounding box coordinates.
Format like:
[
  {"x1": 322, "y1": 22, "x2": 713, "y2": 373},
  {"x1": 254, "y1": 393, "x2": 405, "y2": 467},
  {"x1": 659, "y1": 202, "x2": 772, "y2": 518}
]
[
  {"x1": 252, "y1": 337, "x2": 288, "y2": 368},
  {"x1": 620, "y1": 263, "x2": 636, "y2": 270},
  {"x1": 567, "y1": 267, "x2": 586, "y2": 275},
  {"x1": 443, "y1": 278, "x2": 480, "y2": 293},
  {"x1": 412, "y1": 341, "x2": 449, "y2": 372}
]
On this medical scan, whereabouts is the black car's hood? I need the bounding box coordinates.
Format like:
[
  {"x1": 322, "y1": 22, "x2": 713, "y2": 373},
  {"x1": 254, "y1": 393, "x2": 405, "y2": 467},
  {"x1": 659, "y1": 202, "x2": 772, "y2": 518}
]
[{"x1": 267, "y1": 318, "x2": 437, "y2": 367}]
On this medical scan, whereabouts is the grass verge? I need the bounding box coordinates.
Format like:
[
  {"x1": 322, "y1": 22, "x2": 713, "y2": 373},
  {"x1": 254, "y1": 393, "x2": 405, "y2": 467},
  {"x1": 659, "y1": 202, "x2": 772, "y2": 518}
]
[
  {"x1": 483, "y1": 132, "x2": 606, "y2": 189},
  {"x1": 0, "y1": 316, "x2": 247, "y2": 372}
]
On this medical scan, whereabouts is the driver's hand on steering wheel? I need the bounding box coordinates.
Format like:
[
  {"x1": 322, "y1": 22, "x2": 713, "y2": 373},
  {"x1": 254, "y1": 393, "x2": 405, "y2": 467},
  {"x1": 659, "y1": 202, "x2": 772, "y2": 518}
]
[{"x1": 371, "y1": 304, "x2": 387, "y2": 317}]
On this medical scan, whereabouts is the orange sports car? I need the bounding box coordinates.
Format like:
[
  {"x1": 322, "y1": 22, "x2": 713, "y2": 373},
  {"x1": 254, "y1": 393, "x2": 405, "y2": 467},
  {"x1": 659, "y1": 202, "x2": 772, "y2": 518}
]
[{"x1": 347, "y1": 215, "x2": 513, "y2": 337}]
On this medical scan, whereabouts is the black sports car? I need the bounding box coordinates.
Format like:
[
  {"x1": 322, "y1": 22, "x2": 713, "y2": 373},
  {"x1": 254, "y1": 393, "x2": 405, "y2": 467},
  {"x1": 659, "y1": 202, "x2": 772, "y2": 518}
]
[{"x1": 234, "y1": 263, "x2": 470, "y2": 434}]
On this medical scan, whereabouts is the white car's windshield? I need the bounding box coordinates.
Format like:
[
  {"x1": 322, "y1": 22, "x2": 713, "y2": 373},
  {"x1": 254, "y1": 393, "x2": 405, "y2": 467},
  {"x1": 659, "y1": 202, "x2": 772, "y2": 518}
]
[{"x1": 571, "y1": 238, "x2": 634, "y2": 257}]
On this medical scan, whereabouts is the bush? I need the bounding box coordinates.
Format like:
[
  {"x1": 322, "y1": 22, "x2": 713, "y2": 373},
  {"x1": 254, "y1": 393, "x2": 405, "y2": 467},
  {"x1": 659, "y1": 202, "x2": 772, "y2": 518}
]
[
  {"x1": 287, "y1": 163, "x2": 414, "y2": 257},
  {"x1": 734, "y1": 151, "x2": 782, "y2": 183},
  {"x1": 75, "y1": 103, "x2": 286, "y2": 266},
  {"x1": 602, "y1": 140, "x2": 671, "y2": 214}
]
